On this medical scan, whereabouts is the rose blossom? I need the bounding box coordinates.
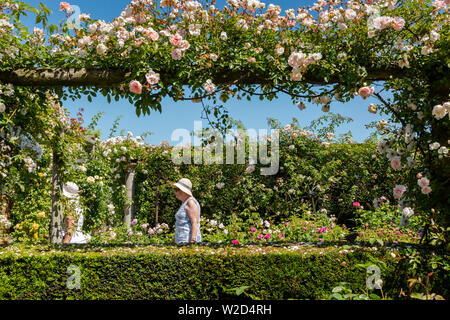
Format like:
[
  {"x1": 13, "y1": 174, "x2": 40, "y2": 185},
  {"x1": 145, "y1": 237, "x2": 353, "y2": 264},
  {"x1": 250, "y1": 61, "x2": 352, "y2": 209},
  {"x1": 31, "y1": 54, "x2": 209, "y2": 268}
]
[
  {"x1": 129, "y1": 80, "x2": 142, "y2": 94},
  {"x1": 390, "y1": 156, "x2": 402, "y2": 170},
  {"x1": 96, "y1": 43, "x2": 108, "y2": 55},
  {"x1": 203, "y1": 79, "x2": 216, "y2": 94},
  {"x1": 358, "y1": 86, "x2": 375, "y2": 99},
  {"x1": 171, "y1": 48, "x2": 183, "y2": 60},
  {"x1": 60, "y1": 2, "x2": 71, "y2": 11},
  {"x1": 391, "y1": 17, "x2": 405, "y2": 31},
  {"x1": 432, "y1": 104, "x2": 448, "y2": 120},
  {"x1": 368, "y1": 104, "x2": 377, "y2": 114},
  {"x1": 417, "y1": 177, "x2": 430, "y2": 188},
  {"x1": 393, "y1": 184, "x2": 407, "y2": 200},
  {"x1": 170, "y1": 33, "x2": 183, "y2": 47},
  {"x1": 145, "y1": 69, "x2": 160, "y2": 85},
  {"x1": 232, "y1": 240, "x2": 239, "y2": 244},
  {"x1": 421, "y1": 186, "x2": 432, "y2": 194}
]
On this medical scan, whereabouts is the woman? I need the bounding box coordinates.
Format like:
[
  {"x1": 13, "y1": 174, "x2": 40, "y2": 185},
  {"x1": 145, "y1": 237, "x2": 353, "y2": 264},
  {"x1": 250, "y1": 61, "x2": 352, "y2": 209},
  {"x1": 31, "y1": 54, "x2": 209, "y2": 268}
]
[
  {"x1": 172, "y1": 178, "x2": 201, "y2": 244},
  {"x1": 62, "y1": 182, "x2": 91, "y2": 244}
]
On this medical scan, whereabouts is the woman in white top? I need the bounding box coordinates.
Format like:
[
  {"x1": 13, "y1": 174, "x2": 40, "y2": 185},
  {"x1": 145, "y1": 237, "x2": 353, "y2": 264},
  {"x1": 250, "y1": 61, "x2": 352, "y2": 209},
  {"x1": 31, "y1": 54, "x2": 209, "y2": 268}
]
[{"x1": 62, "y1": 182, "x2": 91, "y2": 244}]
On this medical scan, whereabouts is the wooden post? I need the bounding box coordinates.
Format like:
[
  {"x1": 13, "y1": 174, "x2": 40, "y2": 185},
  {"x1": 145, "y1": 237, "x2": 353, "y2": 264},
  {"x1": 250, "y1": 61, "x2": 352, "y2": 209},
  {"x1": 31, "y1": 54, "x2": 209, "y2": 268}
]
[{"x1": 124, "y1": 161, "x2": 138, "y2": 227}]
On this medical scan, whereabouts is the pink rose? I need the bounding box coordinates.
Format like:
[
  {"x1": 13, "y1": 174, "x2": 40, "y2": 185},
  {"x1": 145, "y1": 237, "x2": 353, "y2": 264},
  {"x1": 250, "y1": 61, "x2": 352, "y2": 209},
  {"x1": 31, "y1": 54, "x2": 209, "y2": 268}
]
[
  {"x1": 279, "y1": 233, "x2": 284, "y2": 238},
  {"x1": 373, "y1": 16, "x2": 392, "y2": 30},
  {"x1": 390, "y1": 156, "x2": 402, "y2": 170},
  {"x1": 417, "y1": 177, "x2": 430, "y2": 188},
  {"x1": 257, "y1": 234, "x2": 264, "y2": 240},
  {"x1": 147, "y1": 29, "x2": 159, "y2": 41},
  {"x1": 179, "y1": 40, "x2": 190, "y2": 50},
  {"x1": 145, "y1": 70, "x2": 160, "y2": 85},
  {"x1": 203, "y1": 79, "x2": 216, "y2": 94},
  {"x1": 131, "y1": 219, "x2": 138, "y2": 226},
  {"x1": 353, "y1": 202, "x2": 360, "y2": 207},
  {"x1": 60, "y1": 2, "x2": 71, "y2": 11},
  {"x1": 265, "y1": 234, "x2": 271, "y2": 239},
  {"x1": 421, "y1": 186, "x2": 432, "y2": 194},
  {"x1": 416, "y1": 173, "x2": 423, "y2": 179},
  {"x1": 285, "y1": 222, "x2": 290, "y2": 227},
  {"x1": 391, "y1": 17, "x2": 405, "y2": 31},
  {"x1": 129, "y1": 80, "x2": 142, "y2": 94},
  {"x1": 393, "y1": 184, "x2": 407, "y2": 200},
  {"x1": 170, "y1": 33, "x2": 183, "y2": 47},
  {"x1": 318, "y1": 238, "x2": 324, "y2": 242},
  {"x1": 232, "y1": 240, "x2": 239, "y2": 245},
  {"x1": 250, "y1": 227, "x2": 256, "y2": 232},
  {"x1": 358, "y1": 86, "x2": 375, "y2": 99},
  {"x1": 171, "y1": 48, "x2": 183, "y2": 60},
  {"x1": 434, "y1": 0, "x2": 447, "y2": 10}
]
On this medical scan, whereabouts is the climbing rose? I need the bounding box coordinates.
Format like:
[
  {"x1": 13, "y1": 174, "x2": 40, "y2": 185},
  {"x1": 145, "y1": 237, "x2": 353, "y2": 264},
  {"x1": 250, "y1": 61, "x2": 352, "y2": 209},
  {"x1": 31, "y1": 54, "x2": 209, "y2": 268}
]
[
  {"x1": 421, "y1": 186, "x2": 432, "y2": 194},
  {"x1": 129, "y1": 80, "x2": 142, "y2": 94},
  {"x1": 145, "y1": 69, "x2": 160, "y2": 85},
  {"x1": 96, "y1": 43, "x2": 108, "y2": 55},
  {"x1": 203, "y1": 79, "x2": 216, "y2": 94},
  {"x1": 432, "y1": 104, "x2": 448, "y2": 120},
  {"x1": 391, "y1": 17, "x2": 405, "y2": 31},
  {"x1": 390, "y1": 156, "x2": 402, "y2": 170},
  {"x1": 170, "y1": 33, "x2": 183, "y2": 47},
  {"x1": 417, "y1": 177, "x2": 430, "y2": 188},
  {"x1": 358, "y1": 86, "x2": 375, "y2": 99},
  {"x1": 60, "y1": 2, "x2": 71, "y2": 11},
  {"x1": 393, "y1": 185, "x2": 407, "y2": 199},
  {"x1": 171, "y1": 48, "x2": 183, "y2": 60}
]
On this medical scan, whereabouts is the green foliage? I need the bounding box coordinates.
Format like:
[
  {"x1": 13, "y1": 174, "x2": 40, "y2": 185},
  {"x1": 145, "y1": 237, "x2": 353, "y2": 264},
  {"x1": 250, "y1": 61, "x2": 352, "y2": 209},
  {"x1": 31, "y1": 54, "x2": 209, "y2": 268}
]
[{"x1": 0, "y1": 244, "x2": 447, "y2": 300}]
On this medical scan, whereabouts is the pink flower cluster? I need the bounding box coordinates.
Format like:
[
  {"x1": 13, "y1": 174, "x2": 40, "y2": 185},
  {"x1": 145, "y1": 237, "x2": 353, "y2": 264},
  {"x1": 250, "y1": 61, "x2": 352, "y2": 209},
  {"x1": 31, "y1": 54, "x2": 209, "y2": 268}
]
[
  {"x1": 358, "y1": 86, "x2": 375, "y2": 99},
  {"x1": 417, "y1": 175, "x2": 432, "y2": 195},
  {"x1": 317, "y1": 227, "x2": 328, "y2": 234},
  {"x1": 372, "y1": 16, "x2": 405, "y2": 31}
]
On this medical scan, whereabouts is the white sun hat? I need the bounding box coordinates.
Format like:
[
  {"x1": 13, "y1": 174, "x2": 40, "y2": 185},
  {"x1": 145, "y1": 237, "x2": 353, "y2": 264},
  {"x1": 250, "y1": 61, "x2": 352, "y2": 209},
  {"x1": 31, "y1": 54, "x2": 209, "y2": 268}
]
[
  {"x1": 172, "y1": 178, "x2": 193, "y2": 197},
  {"x1": 63, "y1": 182, "x2": 79, "y2": 199}
]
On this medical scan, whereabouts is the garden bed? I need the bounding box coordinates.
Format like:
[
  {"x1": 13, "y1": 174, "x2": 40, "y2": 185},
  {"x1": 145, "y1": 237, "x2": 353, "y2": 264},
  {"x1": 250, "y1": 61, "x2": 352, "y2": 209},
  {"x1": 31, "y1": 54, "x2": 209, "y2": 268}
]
[{"x1": 0, "y1": 243, "x2": 447, "y2": 300}]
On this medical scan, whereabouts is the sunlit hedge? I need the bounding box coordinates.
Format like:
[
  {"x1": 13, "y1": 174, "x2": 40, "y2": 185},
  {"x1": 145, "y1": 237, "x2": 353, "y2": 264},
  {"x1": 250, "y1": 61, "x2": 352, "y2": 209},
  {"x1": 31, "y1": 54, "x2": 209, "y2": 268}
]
[{"x1": 0, "y1": 244, "x2": 447, "y2": 300}]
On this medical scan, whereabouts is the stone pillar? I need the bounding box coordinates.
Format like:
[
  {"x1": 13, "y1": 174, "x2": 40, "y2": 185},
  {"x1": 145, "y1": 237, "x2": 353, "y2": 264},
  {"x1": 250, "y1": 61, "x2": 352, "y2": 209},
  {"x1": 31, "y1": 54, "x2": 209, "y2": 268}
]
[{"x1": 123, "y1": 162, "x2": 138, "y2": 227}]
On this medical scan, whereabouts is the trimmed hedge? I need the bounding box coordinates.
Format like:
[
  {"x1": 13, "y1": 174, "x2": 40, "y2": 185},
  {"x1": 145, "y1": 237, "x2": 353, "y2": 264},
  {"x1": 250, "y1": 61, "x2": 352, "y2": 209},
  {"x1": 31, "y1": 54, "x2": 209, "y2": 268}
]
[{"x1": 0, "y1": 244, "x2": 448, "y2": 300}]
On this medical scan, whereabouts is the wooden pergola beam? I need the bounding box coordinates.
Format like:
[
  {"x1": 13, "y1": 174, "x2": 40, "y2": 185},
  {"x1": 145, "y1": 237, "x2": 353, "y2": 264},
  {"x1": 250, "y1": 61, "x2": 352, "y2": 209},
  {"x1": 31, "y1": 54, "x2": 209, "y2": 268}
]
[{"x1": 0, "y1": 66, "x2": 407, "y2": 88}]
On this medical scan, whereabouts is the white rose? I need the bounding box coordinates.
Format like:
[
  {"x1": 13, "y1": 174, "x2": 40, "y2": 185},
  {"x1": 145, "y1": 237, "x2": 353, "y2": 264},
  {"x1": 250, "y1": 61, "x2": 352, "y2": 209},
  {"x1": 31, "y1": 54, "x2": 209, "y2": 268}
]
[
  {"x1": 0, "y1": 102, "x2": 5, "y2": 113},
  {"x1": 432, "y1": 104, "x2": 448, "y2": 120},
  {"x1": 96, "y1": 43, "x2": 108, "y2": 55}
]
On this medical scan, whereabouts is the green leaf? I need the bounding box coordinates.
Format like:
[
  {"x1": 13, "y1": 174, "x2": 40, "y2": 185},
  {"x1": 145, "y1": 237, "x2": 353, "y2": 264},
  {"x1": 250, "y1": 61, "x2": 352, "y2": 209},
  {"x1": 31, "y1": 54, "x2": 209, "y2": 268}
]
[{"x1": 234, "y1": 286, "x2": 250, "y2": 296}]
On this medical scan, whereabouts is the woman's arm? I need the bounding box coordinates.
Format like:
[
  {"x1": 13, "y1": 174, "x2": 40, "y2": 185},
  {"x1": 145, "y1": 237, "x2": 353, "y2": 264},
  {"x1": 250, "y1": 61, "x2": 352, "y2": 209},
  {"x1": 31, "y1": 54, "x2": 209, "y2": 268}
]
[
  {"x1": 63, "y1": 216, "x2": 75, "y2": 244},
  {"x1": 185, "y1": 200, "x2": 199, "y2": 243}
]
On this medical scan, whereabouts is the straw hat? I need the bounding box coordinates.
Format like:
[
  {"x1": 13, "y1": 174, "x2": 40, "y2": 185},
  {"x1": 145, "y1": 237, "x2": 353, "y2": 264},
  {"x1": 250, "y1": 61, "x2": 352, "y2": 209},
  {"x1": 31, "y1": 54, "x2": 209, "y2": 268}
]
[
  {"x1": 63, "y1": 182, "x2": 79, "y2": 199},
  {"x1": 172, "y1": 178, "x2": 193, "y2": 197}
]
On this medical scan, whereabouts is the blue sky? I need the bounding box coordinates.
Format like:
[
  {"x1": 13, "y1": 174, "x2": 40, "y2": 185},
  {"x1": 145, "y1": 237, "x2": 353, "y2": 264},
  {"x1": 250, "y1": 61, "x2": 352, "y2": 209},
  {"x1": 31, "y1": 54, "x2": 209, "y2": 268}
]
[{"x1": 20, "y1": 0, "x2": 388, "y2": 145}]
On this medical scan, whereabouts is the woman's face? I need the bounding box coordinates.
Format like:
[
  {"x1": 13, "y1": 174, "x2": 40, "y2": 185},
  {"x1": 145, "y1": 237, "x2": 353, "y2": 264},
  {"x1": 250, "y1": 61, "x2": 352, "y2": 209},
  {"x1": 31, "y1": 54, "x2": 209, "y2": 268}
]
[{"x1": 174, "y1": 187, "x2": 183, "y2": 201}]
